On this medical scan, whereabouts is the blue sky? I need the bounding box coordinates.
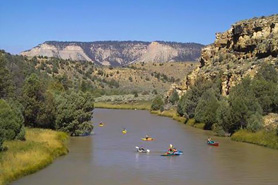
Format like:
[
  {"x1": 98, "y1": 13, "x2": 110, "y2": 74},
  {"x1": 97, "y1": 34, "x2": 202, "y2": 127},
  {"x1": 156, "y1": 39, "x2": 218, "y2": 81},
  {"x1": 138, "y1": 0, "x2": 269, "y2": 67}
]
[{"x1": 0, "y1": 0, "x2": 277, "y2": 54}]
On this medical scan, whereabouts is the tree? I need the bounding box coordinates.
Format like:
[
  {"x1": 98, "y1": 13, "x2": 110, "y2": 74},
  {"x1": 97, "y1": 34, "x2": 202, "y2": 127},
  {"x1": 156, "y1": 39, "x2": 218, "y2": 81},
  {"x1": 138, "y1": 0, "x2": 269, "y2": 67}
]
[
  {"x1": 133, "y1": 91, "x2": 138, "y2": 97},
  {"x1": 256, "y1": 63, "x2": 278, "y2": 83},
  {"x1": 195, "y1": 89, "x2": 219, "y2": 129},
  {"x1": 246, "y1": 112, "x2": 263, "y2": 132},
  {"x1": 169, "y1": 90, "x2": 179, "y2": 105},
  {"x1": 0, "y1": 99, "x2": 25, "y2": 151},
  {"x1": 22, "y1": 73, "x2": 45, "y2": 127},
  {"x1": 55, "y1": 91, "x2": 94, "y2": 136},
  {"x1": 228, "y1": 77, "x2": 263, "y2": 132},
  {"x1": 36, "y1": 91, "x2": 56, "y2": 129},
  {"x1": 251, "y1": 78, "x2": 277, "y2": 114},
  {"x1": 151, "y1": 95, "x2": 164, "y2": 111},
  {"x1": 177, "y1": 89, "x2": 198, "y2": 118},
  {"x1": 216, "y1": 99, "x2": 232, "y2": 132},
  {"x1": 0, "y1": 56, "x2": 15, "y2": 99}
]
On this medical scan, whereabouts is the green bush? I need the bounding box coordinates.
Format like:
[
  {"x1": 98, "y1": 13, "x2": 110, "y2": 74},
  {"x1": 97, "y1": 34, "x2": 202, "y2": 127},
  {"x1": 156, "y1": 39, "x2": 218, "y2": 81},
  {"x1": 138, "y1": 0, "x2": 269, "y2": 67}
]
[
  {"x1": 228, "y1": 77, "x2": 263, "y2": 132},
  {"x1": 216, "y1": 99, "x2": 232, "y2": 133},
  {"x1": 0, "y1": 55, "x2": 15, "y2": 99},
  {"x1": 195, "y1": 89, "x2": 219, "y2": 129},
  {"x1": 159, "y1": 105, "x2": 164, "y2": 112},
  {"x1": 55, "y1": 91, "x2": 94, "y2": 136},
  {"x1": 169, "y1": 90, "x2": 179, "y2": 105},
  {"x1": 246, "y1": 112, "x2": 263, "y2": 132},
  {"x1": 151, "y1": 95, "x2": 164, "y2": 111},
  {"x1": 0, "y1": 99, "x2": 25, "y2": 151}
]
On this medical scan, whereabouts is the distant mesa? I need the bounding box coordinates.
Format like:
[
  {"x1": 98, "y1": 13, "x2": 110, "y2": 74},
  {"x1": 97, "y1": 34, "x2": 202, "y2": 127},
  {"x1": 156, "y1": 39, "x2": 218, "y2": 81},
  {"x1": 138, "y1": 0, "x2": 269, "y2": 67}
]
[{"x1": 21, "y1": 41, "x2": 204, "y2": 66}]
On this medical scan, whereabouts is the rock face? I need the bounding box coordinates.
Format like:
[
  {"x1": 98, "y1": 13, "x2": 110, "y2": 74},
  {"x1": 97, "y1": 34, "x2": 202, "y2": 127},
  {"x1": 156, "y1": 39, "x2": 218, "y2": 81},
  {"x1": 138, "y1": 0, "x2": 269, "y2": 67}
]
[
  {"x1": 21, "y1": 41, "x2": 204, "y2": 66},
  {"x1": 169, "y1": 14, "x2": 278, "y2": 97}
]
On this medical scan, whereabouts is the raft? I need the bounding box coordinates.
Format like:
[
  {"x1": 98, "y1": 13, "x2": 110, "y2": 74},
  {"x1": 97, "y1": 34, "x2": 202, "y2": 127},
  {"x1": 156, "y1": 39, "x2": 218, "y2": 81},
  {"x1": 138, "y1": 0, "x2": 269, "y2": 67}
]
[
  {"x1": 99, "y1": 123, "x2": 104, "y2": 127},
  {"x1": 122, "y1": 130, "x2": 127, "y2": 134},
  {"x1": 141, "y1": 138, "x2": 154, "y2": 141}
]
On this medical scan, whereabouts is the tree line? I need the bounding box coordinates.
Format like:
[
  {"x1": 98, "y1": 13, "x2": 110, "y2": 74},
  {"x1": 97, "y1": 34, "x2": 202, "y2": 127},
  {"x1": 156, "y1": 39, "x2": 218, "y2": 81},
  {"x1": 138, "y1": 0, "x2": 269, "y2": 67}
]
[
  {"x1": 0, "y1": 50, "x2": 94, "y2": 151},
  {"x1": 151, "y1": 63, "x2": 278, "y2": 136}
]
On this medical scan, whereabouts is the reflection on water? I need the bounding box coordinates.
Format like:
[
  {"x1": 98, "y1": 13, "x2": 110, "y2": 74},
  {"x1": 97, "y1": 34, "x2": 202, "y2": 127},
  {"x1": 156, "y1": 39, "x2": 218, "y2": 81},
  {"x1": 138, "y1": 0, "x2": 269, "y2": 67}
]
[{"x1": 12, "y1": 109, "x2": 278, "y2": 185}]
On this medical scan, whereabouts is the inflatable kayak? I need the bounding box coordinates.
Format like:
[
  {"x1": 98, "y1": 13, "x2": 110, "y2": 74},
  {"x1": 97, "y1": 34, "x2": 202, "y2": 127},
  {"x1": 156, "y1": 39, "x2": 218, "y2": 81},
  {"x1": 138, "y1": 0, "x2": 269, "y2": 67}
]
[
  {"x1": 207, "y1": 141, "x2": 219, "y2": 146},
  {"x1": 135, "y1": 146, "x2": 150, "y2": 153},
  {"x1": 141, "y1": 137, "x2": 154, "y2": 141},
  {"x1": 122, "y1": 130, "x2": 127, "y2": 134},
  {"x1": 161, "y1": 150, "x2": 183, "y2": 156}
]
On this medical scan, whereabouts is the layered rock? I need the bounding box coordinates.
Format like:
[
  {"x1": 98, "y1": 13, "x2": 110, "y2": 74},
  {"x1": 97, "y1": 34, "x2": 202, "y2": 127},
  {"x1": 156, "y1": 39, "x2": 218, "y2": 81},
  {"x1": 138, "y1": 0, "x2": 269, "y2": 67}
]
[
  {"x1": 21, "y1": 41, "x2": 203, "y2": 66},
  {"x1": 169, "y1": 14, "x2": 278, "y2": 97}
]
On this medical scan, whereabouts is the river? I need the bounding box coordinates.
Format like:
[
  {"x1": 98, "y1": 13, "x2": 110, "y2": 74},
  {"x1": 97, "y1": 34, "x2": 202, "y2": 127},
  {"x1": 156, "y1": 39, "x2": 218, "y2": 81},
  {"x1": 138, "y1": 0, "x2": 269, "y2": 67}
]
[{"x1": 12, "y1": 109, "x2": 278, "y2": 185}]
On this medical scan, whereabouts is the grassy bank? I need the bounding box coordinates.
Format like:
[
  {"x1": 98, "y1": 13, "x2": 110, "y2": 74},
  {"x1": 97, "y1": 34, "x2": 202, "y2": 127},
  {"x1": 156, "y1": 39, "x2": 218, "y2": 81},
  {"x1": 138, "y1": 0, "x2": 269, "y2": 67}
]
[
  {"x1": 0, "y1": 128, "x2": 69, "y2": 185},
  {"x1": 150, "y1": 110, "x2": 187, "y2": 123},
  {"x1": 94, "y1": 101, "x2": 151, "y2": 110},
  {"x1": 231, "y1": 129, "x2": 278, "y2": 150}
]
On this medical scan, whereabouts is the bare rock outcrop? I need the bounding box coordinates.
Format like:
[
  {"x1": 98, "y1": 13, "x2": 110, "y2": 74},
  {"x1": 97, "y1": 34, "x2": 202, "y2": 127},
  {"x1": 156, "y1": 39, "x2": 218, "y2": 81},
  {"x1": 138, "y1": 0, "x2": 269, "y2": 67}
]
[{"x1": 169, "y1": 14, "x2": 278, "y2": 97}]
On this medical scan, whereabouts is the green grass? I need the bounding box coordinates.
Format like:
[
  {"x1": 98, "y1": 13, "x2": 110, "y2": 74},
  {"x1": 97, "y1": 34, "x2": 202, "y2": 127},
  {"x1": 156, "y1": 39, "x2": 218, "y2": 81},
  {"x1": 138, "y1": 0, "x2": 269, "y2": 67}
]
[
  {"x1": 94, "y1": 101, "x2": 151, "y2": 110},
  {"x1": 150, "y1": 109, "x2": 187, "y2": 123},
  {"x1": 186, "y1": 118, "x2": 196, "y2": 126},
  {"x1": 193, "y1": 123, "x2": 205, "y2": 129},
  {"x1": 231, "y1": 129, "x2": 278, "y2": 149},
  {"x1": 0, "y1": 128, "x2": 69, "y2": 185}
]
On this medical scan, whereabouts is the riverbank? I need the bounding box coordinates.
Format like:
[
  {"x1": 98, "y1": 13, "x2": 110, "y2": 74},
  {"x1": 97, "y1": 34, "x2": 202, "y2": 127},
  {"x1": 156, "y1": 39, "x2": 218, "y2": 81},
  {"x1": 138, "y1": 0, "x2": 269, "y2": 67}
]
[
  {"x1": 231, "y1": 129, "x2": 278, "y2": 150},
  {"x1": 95, "y1": 101, "x2": 278, "y2": 150},
  {"x1": 94, "y1": 101, "x2": 151, "y2": 110},
  {"x1": 0, "y1": 128, "x2": 69, "y2": 185},
  {"x1": 95, "y1": 101, "x2": 186, "y2": 123}
]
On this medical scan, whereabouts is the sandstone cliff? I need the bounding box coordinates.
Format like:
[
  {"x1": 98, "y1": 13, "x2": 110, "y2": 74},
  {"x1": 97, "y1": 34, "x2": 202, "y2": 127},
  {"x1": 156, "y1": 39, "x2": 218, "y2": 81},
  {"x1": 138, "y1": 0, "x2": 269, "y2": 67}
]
[
  {"x1": 21, "y1": 41, "x2": 203, "y2": 66},
  {"x1": 168, "y1": 14, "x2": 278, "y2": 97}
]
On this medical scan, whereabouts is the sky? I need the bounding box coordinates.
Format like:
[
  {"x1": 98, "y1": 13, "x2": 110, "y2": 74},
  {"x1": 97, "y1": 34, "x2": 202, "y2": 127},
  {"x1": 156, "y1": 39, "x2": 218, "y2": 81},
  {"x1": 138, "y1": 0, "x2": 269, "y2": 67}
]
[{"x1": 0, "y1": 0, "x2": 277, "y2": 54}]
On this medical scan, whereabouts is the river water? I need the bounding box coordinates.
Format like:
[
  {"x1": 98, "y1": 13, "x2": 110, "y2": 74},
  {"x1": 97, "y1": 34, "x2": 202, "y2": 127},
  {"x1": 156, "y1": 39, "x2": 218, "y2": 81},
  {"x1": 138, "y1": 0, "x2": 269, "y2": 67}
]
[{"x1": 13, "y1": 109, "x2": 278, "y2": 185}]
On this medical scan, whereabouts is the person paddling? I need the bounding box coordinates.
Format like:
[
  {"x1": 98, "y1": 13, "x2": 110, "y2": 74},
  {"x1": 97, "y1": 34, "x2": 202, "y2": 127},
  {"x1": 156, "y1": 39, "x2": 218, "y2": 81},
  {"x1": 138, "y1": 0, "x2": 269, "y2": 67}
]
[
  {"x1": 168, "y1": 144, "x2": 177, "y2": 153},
  {"x1": 207, "y1": 137, "x2": 213, "y2": 143}
]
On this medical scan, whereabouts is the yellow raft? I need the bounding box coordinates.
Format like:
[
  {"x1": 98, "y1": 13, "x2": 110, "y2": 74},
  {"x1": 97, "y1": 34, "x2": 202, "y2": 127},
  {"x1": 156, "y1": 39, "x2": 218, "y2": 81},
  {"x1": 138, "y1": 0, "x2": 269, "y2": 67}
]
[
  {"x1": 99, "y1": 123, "x2": 104, "y2": 127},
  {"x1": 141, "y1": 137, "x2": 154, "y2": 141},
  {"x1": 122, "y1": 130, "x2": 127, "y2": 134}
]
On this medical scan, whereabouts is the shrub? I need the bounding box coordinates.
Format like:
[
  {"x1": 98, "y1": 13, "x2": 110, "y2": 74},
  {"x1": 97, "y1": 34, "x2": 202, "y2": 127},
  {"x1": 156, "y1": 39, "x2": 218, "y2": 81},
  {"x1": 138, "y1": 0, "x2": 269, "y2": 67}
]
[
  {"x1": 55, "y1": 91, "x2": 94, "y2": 136},
  {"x1": 151, "y1": 95, "x2": 164, "y2": 111},
  {"x1": 216, "y1": 99, "x2": 232, "y2": 133},
  {"x1": 159, "y1": 105, "x2": 164, "y2": 112},
  {"x1": 195, "y1": 89, "x2": 219, "y2": 129},
  {"x1": 169, "y1": 90, "x2": 179, "y2": 105},
  {"x1": 134, "y1": 92, "x2": 138, "y2": 97},
  {"x1": 0, "y1": 99, "x2": 25, "y2": 151},
  {"x1": 246, "y1": 112, "x2": 263, "y2": 132}
]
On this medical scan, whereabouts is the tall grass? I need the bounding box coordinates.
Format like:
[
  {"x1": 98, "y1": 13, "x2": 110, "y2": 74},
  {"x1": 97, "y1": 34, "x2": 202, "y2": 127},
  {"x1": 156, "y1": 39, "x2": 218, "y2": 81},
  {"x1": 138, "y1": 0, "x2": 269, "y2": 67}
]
[
  {"x1": 150, "y1": 110, "x2": 187, "y2": 123},
  {"x1": 95, "y1": 101, "x2": 187, "y2": 123},
  {"x1": 94, "y1": 101, "x2": 151, "y2": 110},
  {"x1": 231, "y1": 129, "x2": 278, "y2": 149},
  {"x1": 0, "y1": 128, "x2": 69, "y2": 185}
]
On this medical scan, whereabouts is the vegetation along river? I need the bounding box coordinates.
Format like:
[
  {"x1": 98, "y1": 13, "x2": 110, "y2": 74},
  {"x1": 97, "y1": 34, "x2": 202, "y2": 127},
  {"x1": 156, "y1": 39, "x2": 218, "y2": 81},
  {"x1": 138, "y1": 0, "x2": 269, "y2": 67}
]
[{"x1": 12, "y1": 109, "x2": 278, "y2": 185}]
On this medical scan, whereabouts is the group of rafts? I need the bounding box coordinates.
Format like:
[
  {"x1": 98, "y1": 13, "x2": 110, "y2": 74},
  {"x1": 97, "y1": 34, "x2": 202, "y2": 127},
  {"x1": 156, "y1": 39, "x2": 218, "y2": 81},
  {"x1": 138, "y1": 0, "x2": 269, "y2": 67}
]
[{"x1": 99, "y1": 123, "x2": 219, "y2": 156}]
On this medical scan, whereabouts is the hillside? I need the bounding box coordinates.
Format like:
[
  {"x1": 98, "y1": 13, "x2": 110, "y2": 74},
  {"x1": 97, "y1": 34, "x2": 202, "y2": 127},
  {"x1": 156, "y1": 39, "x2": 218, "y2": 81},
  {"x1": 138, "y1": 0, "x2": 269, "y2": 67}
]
[
  {"x1": 21, "y1": 41, "x2": 204, "y2": 66},
  {"x1": 168, "y1": 14, "x2": 278, "y2": 97},
  {"x1": 0, "y1": 50, "x2": 196, "y2": 96},
  {"x1": 30, "y1": 56, "x2": 197, "y2": 95}
]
